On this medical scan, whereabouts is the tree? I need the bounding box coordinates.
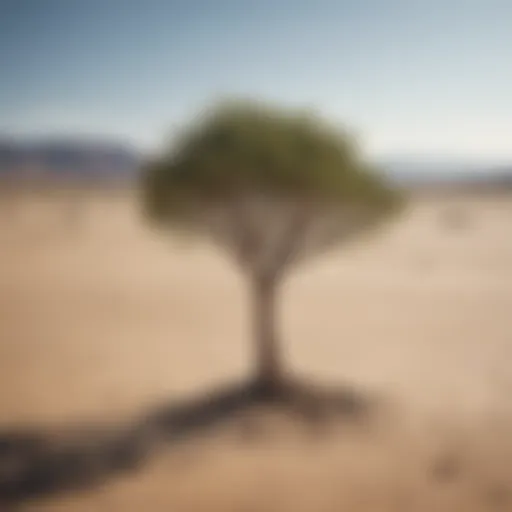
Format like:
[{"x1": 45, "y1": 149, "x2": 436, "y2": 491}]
[{"x1": 141, "y1": 99, "x2": 403, "y2": 393}]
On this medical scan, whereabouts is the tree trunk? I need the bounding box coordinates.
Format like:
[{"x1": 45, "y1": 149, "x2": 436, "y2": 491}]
[{"x1": 252, "y1": 276, "x2": 283, "y2": 392}]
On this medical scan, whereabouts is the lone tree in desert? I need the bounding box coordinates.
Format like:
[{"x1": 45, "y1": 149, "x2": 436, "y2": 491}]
[{"x1": 141, "y1": 99, "x2": 402, "y2": 395}]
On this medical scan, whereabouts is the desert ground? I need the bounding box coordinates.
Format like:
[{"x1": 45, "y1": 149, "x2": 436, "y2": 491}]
[{"x1": 1, "y1": 189, "x2": 511, "y2": 511}]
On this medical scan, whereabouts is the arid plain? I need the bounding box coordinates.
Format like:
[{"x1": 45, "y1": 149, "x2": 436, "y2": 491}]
[{"x1": 1, "y1": 189, "x2": 511, "y2": 511}]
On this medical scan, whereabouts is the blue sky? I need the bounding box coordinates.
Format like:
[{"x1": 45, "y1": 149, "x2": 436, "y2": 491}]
[{"x1": 1, "y1": 0, "x2": 511, "y2": 159}]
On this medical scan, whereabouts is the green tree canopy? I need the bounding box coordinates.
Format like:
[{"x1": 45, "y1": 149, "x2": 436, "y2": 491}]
[{"x1": 142, "y1": 99, "x2": 401, "y2": 280}]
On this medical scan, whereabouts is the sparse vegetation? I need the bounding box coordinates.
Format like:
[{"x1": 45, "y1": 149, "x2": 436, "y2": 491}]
[{"x1": 439, "y1": 205, "x2": 472, "y2": 231}]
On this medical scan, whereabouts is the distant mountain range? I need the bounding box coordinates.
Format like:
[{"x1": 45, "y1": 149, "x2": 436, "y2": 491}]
[
  {"x1": 0, "y1": 137, "x2": 511, "y2": 190},
  {"x1": 0, "y1": 138, "x2": 141, "y2": 185},
  {"x1": 379, "y1": 157, "x2": 512, "y2": 191}
]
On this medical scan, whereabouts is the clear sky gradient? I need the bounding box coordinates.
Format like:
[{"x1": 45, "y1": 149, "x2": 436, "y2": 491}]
[{"x1": 1, "y1": 0, "x2": 511, "y2": 159}]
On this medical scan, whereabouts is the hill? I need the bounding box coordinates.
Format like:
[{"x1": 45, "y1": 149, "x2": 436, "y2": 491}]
[{"x1": 0, "y1": 137, "x2": 141, "y2": 185}]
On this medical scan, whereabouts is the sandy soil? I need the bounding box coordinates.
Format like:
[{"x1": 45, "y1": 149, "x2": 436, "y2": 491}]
[{"x1": 1, "y1": 190, "x2": 511, "y2": 511}]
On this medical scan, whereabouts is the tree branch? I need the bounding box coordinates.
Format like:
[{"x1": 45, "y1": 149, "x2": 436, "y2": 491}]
[
  {"x1": 194, "y1": 196, "x2": 374, "y2": 282},
  {"x1": 194, "y1": 196, "x2": 261, "y2": 271},
  {"x1": 260, "y1": 200, "x2": 313, "y2": 280},
  {"x1": 288, "y1": 205, "x2": 375, "y2": 267},
  {"x1": 229, "y1": 195, "x2": 262, "y2": 268}
]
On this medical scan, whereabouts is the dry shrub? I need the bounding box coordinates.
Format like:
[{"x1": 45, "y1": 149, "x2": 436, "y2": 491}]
[{"x1": 439, "y1": 206, "x2": 473, "y2": 231}]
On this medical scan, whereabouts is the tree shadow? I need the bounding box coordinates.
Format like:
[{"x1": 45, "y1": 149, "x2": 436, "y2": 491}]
[{"x1": 0, "y1": 378, "x2": 376, "y2": 507}]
